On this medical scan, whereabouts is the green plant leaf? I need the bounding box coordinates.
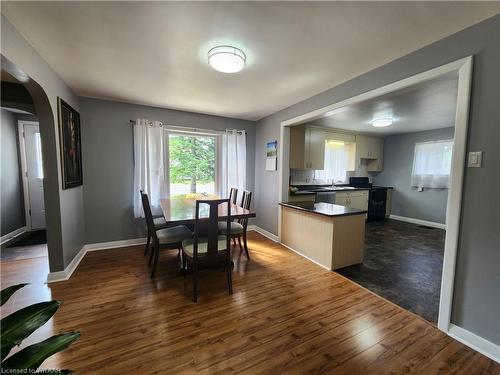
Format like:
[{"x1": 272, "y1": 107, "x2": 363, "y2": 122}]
[
  {"x1": 1, "y1": 283, "x2": 28, "y2": 306},
  {"x1": 1, "y1": 332, "x2": 80, "y2": 370},
  {"x1": 1, "y1": 301, "x2": 61, "y2": 362}
]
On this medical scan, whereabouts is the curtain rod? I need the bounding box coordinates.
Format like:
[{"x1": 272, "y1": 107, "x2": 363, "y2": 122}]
[{"x1": 128, "y1": 120, "x2": 246, "y2": 134}]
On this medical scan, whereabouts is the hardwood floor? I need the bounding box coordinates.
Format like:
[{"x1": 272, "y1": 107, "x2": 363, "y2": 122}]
[{"x1": 1, "y1": 231, "x2": 497, "y2": 374}]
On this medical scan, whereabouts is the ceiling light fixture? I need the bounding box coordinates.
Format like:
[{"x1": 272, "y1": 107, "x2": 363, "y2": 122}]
[
  {"x1": 371, "y1": 118, "x2": 393, "y2": 127},
  {"x1": 208, "y1": 45, "x2": 246, "y2": 73}
]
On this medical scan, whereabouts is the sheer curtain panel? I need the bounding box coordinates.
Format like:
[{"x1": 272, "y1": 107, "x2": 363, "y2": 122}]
[
  {"x1": 133, "y1": 119, "x2": 169, "y2": 218},
  {"x1": 220, "y1": 130, "x2": 246, "y2": 199},
  {"x1": 411, "y1": 139, "x2": 453, "y2": 189}
]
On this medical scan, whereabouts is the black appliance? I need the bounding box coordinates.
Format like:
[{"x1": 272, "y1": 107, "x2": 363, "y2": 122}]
[{"x1": 349, "y1": 177, "x2": 387, "y2": 221}]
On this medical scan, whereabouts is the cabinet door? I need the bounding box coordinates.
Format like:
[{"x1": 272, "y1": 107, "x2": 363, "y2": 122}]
[
  {"x1": 289, "y1": 126, "x2": 307, "y2": 169},
  {"x1": 356, "y1": 135, "x2": 370, "y2": 159},
  {"x1": 307, "y1": 128, "x2": 325, "y2": 170},
  {"x1": 335, "y1": 192, "x2": 349, "y2": 207},
  {"x1": 349, "y1": 193, "x2": 369, "y2": 211}
]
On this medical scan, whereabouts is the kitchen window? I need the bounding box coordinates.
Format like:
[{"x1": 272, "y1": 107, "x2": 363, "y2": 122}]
[
  {"x1": 314, "y1": 140, "x2": 350, "y2": 184},
  {"x1": 411, "y1": 139, "x2": 453, "y2": 189}
]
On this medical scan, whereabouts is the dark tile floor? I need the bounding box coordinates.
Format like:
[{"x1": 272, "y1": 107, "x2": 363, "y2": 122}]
[{"x1": 336, "y1": 219, "x2": 445, "y2": 324}]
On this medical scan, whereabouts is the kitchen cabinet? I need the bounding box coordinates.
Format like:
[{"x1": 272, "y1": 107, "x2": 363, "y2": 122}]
[
  {"x1": 290, "y1": 126, "x2": 325, "y2": 170},
  {"x1": 355, "y1": 135, "x2": 384, "y2": 172},
  {"x1": 335, "y1": 190, "x2": 369, "y2": 212}
]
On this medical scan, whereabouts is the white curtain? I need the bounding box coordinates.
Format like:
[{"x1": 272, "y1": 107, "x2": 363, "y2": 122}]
[
  {"x1": 220, "y1": 130, "x2": 246, "y2": 199},
  {"x1": 133, "y1": 119, "x2": 169, "y2": 218},
  {"x1": 411, "y1": 140, "x2": 453, "y2": 189},
  {"x1": 315, "y1": 142, "x2": 348, "y2": 184}
]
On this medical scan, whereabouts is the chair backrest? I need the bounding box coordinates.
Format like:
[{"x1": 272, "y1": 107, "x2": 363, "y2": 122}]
[
  {"x1": 140, "y1": 191, "x2": 155, "y2": 238},
  {"x1": 238, "y1": 190, "x2": 252, "y2": 226},
  {"x1": 193, "y1": 199, "x2": 231, "y2": 259},
  {"x1": 229, "y1": 188, "x2": 238, "y2": 205}
]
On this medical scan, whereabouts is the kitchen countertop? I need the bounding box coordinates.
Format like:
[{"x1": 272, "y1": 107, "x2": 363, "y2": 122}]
[{"x1": 279, "y1": 201, "x2": 367, "y2": 217}]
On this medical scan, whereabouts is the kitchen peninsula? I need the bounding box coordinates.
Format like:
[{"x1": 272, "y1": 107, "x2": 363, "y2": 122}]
[{"x1": 279, "y1": 201, "x2": 366, "y2": 270}]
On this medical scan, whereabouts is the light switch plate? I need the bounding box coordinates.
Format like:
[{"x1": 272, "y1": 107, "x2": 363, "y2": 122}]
[{"x1": 468, "y1": 151, "x2": 483, "y2": 168}]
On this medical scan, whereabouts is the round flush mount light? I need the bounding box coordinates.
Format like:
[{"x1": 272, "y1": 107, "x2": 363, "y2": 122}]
[
  {"x1": 208, "y1": 45, "x2": 246, "y2": 73},
  {"x1": 371, "y1": 118, "x2": 393, "y2": 127}
]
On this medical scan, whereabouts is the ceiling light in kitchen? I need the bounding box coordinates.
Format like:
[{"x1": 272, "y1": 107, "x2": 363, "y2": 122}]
[{"x1": 371, "y1": 118, "x2": 393, "y2": 127}]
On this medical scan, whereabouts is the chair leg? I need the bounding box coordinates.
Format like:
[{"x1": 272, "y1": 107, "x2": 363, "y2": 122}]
[
  {"x1": 226, "y1": 259, "x2": 233, "y2": 295},
  {"x1": 148, "y1": 242, "x2": 155, "y2": 267},
  {"x1": 243, "y1": 230, "x2": 250, "y2": 259},
  {"x1": 182, "y1": 254, "x2": 187, "y2": 279},
  {"x1": 232, "y1": 238, "x2": 237, "y2": 246},
  {"x1": 144, "y1": 235, "x2": 151, "y2": 256},
  {"x1": 237, "y1": 236, "x2": 243, "y2": 252},
  {"x1": 150, "y1": 243, "x2": 159, "y2": 279},
  {"x1": 193, "y1": 263, "x2": 198, "y2": 303}
]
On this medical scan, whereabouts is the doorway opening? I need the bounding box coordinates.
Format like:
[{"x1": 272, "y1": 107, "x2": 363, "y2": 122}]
[
  {"x1": 278, "y1": 57, "x2": 472, "y2": 332},
  {"x1": 1, "y1": 80, "x2": 47, "y2": 266}
]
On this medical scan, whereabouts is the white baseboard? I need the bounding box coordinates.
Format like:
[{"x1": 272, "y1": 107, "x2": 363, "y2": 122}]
[
  {"x1": 1, "y1": 226, "x2": 27, "y2": 246},
  {"x1": 83, "y1": 237, "x2": 147, "y2": 252},
  {"x1": 47, "y1": 245, "x2": 86, "y2": 283},
  {"x1": 248, "y1": 225, "x2": 279, "y2": 242},
  {"x1": 47, "y1": 237, "x2": 147, "y2": 283},
  {"x1": 448, "y1": 324, "x2": 500, "y2": 363},
  {"x1": 389, "y1": 214, "x2": 446, "y2": 230}
]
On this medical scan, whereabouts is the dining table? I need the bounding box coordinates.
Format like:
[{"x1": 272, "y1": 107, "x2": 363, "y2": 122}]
[
  {"x1": 159, "y1": 196, "x2": 256, "y2": 226},
  {"x1": 159, "y1": 196, "x2": 256, "y2": 275}
]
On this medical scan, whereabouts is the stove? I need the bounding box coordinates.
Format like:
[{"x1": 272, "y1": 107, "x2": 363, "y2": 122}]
[{"x1": 349, "y1": 177, "x2": 387, "y2": 221}]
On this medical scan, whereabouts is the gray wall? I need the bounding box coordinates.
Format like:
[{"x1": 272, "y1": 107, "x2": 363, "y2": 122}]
[
  {"x1": 0, "y1": 109, "x2": 25, "y2": 236},
  {"x1": 373, "y1": 127, "x2": 454, "y2": 224},
  {"x1": 2, "y1": 15, "x2": 84, "y2": 271},
  {"x1": 79, "y1": 97, "x2": 256, "y2": 244},
  {"x1": 254, "y1": 15, "x2": 500, "y2": 344}
]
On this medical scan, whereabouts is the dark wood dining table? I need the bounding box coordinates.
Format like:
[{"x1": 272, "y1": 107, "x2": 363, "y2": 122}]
[{"x1": 159, "y1": 196, "x2": 256, "y2": 225}]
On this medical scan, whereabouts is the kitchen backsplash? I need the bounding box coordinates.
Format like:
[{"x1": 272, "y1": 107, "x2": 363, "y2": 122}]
[{"x1": 290, "y1": 167, "x2": 376, "y2": 185}]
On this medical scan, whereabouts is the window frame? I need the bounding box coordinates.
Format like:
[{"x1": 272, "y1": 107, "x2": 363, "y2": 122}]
[{"x1": 165, "y1": 129, "x2": 221, "y2": 197}]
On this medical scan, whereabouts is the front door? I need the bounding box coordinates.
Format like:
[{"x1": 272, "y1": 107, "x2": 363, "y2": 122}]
[{"x1": 23, "y1": 123, "x2": 46, "y2": 229}]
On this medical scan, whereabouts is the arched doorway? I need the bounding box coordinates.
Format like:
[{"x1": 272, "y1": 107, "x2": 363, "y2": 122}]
[{"x1": 1, "y1": 55, "x2": 65, "y2": 277}]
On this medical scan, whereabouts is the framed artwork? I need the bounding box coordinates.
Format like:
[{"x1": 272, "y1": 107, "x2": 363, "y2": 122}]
[
  {"x1": 57, "y1": 97, "x2": 83, "y2": 189},
  {"x1": 265, "y1": 140, "x2": 278, "y2": 171}
]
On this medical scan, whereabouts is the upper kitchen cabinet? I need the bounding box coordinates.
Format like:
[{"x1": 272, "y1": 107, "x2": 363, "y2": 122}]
[
  {"x1": 355, "y1": 134, "x2": 384, "y2": 172},
  {"x1": 290, "y1": 125, "x2": 325, "y2": 170}
]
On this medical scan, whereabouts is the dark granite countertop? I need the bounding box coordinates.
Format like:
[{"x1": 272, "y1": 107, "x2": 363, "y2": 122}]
[
  {"x1": 290, "y1": 190, "x2": 317, "y2": 195},
  {"x1": 280, "y1": 201, "x2": 367, "y2": 217}
]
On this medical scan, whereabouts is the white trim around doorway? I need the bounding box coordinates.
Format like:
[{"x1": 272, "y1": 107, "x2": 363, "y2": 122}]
[
  {"x1": 277, "y1": 56, "x2": 476, "y2": 352},
  {"x1": 17, "y1": 120, "x2": 40, "y2": 232}
]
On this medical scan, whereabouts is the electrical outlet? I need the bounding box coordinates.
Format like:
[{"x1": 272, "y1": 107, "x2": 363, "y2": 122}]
[{"x1": 468, "y1": 151, "x2": 483, "y2": 168}]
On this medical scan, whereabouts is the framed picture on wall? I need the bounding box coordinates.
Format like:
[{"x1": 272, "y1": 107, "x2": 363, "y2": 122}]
[{"x1": 57, "y1": 97, "x2": 83, "y2": 189}]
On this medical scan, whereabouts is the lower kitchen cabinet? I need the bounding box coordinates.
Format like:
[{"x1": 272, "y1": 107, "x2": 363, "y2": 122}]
[{"x1": 335, "y1": 190, "x2": 369, "y2": 212}]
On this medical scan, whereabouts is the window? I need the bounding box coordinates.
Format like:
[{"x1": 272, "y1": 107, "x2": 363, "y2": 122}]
[
  {"x1": 168, "y1": 133, "x2": 216, "y2": 198},
  {"x1": 34, "y1": 132, "x2": 44, "y2": 179},
  {"x1": 314, "y1": 141, "x2": 349, "y2": 184},
  {"x1": 411, "y1": 139, "x2": 453, "y2": 189}
]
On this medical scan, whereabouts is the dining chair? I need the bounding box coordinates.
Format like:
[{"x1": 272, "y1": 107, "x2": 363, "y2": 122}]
[
  {"x1": 181, "y1": 199, "x2": 232, "y2": 302},
  {"x1": 140, "y1": 190, "x2": 168, "y2": 257},
  {"x1": 141, "y1": 192, "x2": 193, "y2": 279},
  {"x1": 229, "y1": 187, "x2": 238, "y2": 205},
  {"x1": 219, "y1": 190, "x2": 252, "y2": 259}
]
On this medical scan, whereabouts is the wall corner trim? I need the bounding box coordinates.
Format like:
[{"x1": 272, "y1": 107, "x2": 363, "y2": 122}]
[
  {"x1": 0, "y1": 226, "x2": 27, "y2": 246},
  {"x1": 248, "y1": 225, "x2": 279, "y2": 242},
  {"x1": 448, "y1": 324, "x2": 500, "y2": 363},
  {"x1": 46, "y1": 237, "x2": 146, "y2": 283},
  {"x1": 389, "y1": 215, "x2": 446, "y2": 230}
]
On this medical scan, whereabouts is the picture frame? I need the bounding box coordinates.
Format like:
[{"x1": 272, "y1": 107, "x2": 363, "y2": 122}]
[{"x1": 57, "y1": 97, "x2": 83, "y2": 189}]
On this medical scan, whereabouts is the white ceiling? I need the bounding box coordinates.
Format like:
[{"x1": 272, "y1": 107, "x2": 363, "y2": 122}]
[
  {"x1": 311, "y1": 72, "x2": 459, "y2": 135},
  {"x1": 2, "y1": 2, "x2": 499, "y2": 121}
]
